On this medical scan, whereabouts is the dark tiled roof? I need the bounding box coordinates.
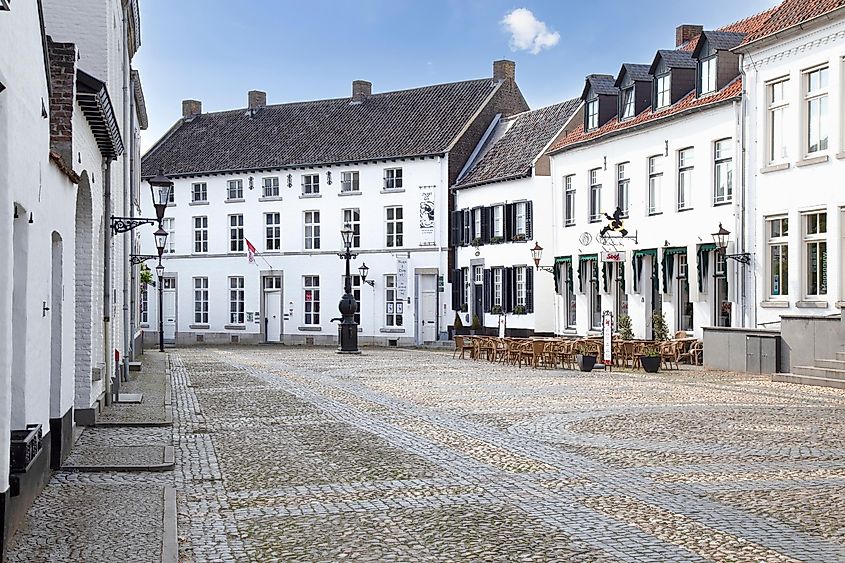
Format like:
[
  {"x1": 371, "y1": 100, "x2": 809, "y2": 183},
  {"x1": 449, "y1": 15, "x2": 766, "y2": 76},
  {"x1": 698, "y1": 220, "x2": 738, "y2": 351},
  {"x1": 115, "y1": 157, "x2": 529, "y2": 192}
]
[
  {"x1": 614, "y1": 64, "x2": 651, "y2": 87},
  {"x1": 650, "y1": 49, "x2": 697, "y2": 74},
  {"x1": 142, "y1": 78, "x2": 503, "y2": 177},
  {"x1": 582, "y1": 74, "x2": 619, "y2": 99},
  {"x1": 703, "y1": 31, "x2": 747, "y2": 51},
  {"x1": 455, "y1": 98, "x2": 580, "y2": 188},
  {"x1": 741, "y1": 0, "x2": 844, "y2": 45}
]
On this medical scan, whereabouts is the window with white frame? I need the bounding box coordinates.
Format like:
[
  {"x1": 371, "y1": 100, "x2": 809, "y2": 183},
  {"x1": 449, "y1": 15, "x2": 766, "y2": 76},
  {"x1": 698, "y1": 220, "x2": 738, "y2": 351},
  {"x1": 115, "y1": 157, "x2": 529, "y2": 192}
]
[
  {"x1": 229, "y1": 214, "x2": 244, "y2": 252},
  {"x1": 140, "y1": 285, "x2": 148, "y2": 324},
  {"x1": 474, "y1": 265, "x2": 483, "y2": 284},
  {"x1": 385, "y1": 274, "x2": 403, "y2": 326},
  {"x1": 586, "y1": 99, "x2": 598, "y2": 130},
  {"x1": 227, "y1": 179, "x2": 243, "y2": 200},
  {"x1": 384, "y1": 168, "x2": 403, "y2": 190},
  {"x1": 655, "y1": 73, "x2": 671, "y2": 108},
  {"x1": 515, "y1": 267, "x2": 526, "y2": 308},
  {"x1": 341, "y1": 171, "x2": 359, "y2": 192},
  {"x1": 589, "y1": 168, "x2": 601, "y2": 223},
  {"x1": 343, "y1": 208, "x2": 361, "y2": 248},
  {"x1": 194, "y1": 277, "x2": 209, "y2": 324},
  {"x1": 460, "y1": 267, "x2": 469, "y2": 308},
  {"x1": 713, "y1": 139, "x2": 733, "y2": 204},
  {"x1": 167, "y1": 185, "x2": 175, "y2": 204},
  {"x1": 493, "y1": 205, "x2": 504, "y2": 238},
  {"x1": 262, "y1": 177, "x2": 280, "y2": 197},
  {"x1": 304, "y1": 211, "x2": 320, "y2": 250},
  {"x1": 515, "y1": 202, "x2": 527, "y2": 237},
  {"x1": 700, "y1": 57, "x2": 717, "y2": 94},
  {"x1": 648, "y1": 156, "x2": 662, "y2": 215},
  {"x1": 805, "y1": 66, "x2": 829, "y2": 155},
  {"x1": 193, "y1": 216, "x2": 208, "y2": 253},
  {"x1": 677, "y1": 148, "x2": 694, "y2": 211},
  {"x1": 564, "y1": 175, "x2": 576, "y2": 226},
  {"x1": 162, "y1": 218, "x2": 175, "y2": 253},
  {"x1": 191, "y1": 182, "x2": 207, "y2": 202},
  {"x1": 493, "y1": 268, "x2": 503, "y2": 309},
  {"x1": 386, "y1": 206, "x2": 403, "y2": 247},
  {"x1": 767, "y1": 216, "x2": 789, "y2": 298},
  {"x1": 804, "y1": 211, "x2": 827, "y2": 297},
  {"x1": 302, "y1": 174, "x2": 319, "y2": 195},
  {"x1": 350, "y1": 274, "x2": 361, "y2": 325},
  {"x1": 473, "y1": 208, "x2": 481, "y2": 240},
  {"x1": 616, "y1": 163, "x2": 629, "y2": 216},
  {"x1": 265, "y1": 212, "x2": 280, "y2": 250},
  {"x1": 768, "y1": 78, "x2": 789, "y2": 163},
  {"x1": 621, "y1": 87, "x2": 635, "y2": 119},
  {"x1": 303, "y1": 276, "x2": 320, "y2": 325},
  {"x1": 229, "y1": 276, "x2": 244, "y2": 324}
]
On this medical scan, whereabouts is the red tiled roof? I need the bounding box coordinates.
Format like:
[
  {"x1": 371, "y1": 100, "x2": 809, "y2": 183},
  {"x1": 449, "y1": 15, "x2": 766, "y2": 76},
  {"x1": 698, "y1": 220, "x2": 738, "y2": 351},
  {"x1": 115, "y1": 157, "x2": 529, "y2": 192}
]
[
  {"x1": 548, "y1": 79, "x2": 742, "y2": 154},
  {"x1": 679, "y1": 7, "x2": 778, "y2": 52},
  {"x1": 742, "y1": 0, "x2": 845, "y2": 45}
]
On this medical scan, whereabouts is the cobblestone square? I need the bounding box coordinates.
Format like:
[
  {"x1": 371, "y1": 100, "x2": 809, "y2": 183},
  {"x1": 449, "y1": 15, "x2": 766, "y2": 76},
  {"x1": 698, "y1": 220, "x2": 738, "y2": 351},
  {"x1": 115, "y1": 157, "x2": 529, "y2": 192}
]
[{"x1": 171, "y1": 346, "x2": 845, "y2": 562}]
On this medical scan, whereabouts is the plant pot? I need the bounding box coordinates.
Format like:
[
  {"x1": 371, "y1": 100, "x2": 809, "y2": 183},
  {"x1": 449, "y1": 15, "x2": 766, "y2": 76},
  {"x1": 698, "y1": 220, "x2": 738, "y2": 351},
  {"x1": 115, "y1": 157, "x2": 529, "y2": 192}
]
[
  {"x1": 454, "y1": 326, "x2": 470, "y2": 336},
  {"x1": 576, "y1": 354, "x2": 597, "y2": 372},
  {"x1": 11, "y1": 423, "x2": 42, "y2": 472},
  {"x1": 641, "y1": 356, "x2": 661, "y2": 373}
]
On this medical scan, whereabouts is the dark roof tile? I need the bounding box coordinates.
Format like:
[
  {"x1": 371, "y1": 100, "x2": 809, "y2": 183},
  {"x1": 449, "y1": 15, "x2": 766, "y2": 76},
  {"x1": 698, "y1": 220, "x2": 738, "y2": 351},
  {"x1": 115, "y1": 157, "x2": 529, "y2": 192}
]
[{"x1": 614, "y1": 64, "x2": 651, "y2": 87}]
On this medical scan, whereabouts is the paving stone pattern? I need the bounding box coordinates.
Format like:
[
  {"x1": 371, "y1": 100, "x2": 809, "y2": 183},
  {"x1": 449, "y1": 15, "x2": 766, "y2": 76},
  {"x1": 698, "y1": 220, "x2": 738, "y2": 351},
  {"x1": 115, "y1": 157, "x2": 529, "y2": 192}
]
[{"x1": 171, "y1": 346, "x2": 845, "y2": 562}]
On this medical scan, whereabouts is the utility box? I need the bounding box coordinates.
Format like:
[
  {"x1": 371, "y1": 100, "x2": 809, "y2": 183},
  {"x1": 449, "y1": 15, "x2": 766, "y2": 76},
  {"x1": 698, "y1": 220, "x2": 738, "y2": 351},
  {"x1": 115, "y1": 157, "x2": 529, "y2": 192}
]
[{"x1": 746, "y1": 334, "x2": 779, "y2": 374}]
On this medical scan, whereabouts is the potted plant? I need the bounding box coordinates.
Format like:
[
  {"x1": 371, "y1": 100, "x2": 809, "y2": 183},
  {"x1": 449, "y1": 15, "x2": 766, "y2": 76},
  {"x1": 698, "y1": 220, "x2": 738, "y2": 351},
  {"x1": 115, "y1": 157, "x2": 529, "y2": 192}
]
[
  {"x1": 460, "y1": 303, "x2": 468, "y2": 313},
  {"x1": 491, "y1": 236, "x2": 505, "y2": 244},
  {"x1": 454, "y1": 312, "x2": 469, "y2": 335},
  {"x1": 491, "y1": 305, "x2": 503, "y2": 315},
  {"x1": 470, "y1": 237, "x2": 482, "y2": 247},
  {"x1": 513, "y1": 305, "x2": 527, "y2": 315},
  {"x1": 512, "y1": 233, "x2": 527, "y2": 242},
  {"x1": 140, "y1": 265, "x2": 153, "y2": 287},
  {"x1": 640, "y1": 345, "x2": 661, "y2": 373},
  {"x1": 651, "y1": 311, "x2": 669, "y2": 342},
  {"x1": 470, "y1": 314, "x2": 482, "y2": 335},
  {"x1": 617, "y1": 314, "x2": 634, "y2": 340},
  {"x1": 575, "y1": 342, "x2": 598, "y2": 372}
]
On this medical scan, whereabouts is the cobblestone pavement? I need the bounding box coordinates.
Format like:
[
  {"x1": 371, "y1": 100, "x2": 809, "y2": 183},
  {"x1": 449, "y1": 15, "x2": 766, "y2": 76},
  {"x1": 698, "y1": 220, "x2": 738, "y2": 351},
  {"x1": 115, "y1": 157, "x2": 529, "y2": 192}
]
[{"x1": 170, "y1": 346, "x2": 845, "y2": 562}]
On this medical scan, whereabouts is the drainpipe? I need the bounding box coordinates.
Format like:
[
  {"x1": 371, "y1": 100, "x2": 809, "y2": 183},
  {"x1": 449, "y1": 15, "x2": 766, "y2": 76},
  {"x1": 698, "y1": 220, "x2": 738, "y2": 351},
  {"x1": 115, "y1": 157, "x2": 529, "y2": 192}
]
[
  {"x1": 103, "y1": 157, "x2": 112, "y2": 406},
  {"x1": 738, "y1": 63, "x2": 752, "y2": 329},
  {"x1": 128, "y1": 82, "x2": 137, "y2": 359},
  {"x1": 120, "y1": 9, "x2": 132, "y2": 396}
]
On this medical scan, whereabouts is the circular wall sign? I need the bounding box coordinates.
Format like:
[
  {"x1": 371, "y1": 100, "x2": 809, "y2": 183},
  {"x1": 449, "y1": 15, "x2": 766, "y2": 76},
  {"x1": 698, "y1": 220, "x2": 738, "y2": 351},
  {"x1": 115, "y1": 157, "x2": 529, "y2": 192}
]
[{"x1": 579, "y1": 232, "x2": 593, "y2": 246}]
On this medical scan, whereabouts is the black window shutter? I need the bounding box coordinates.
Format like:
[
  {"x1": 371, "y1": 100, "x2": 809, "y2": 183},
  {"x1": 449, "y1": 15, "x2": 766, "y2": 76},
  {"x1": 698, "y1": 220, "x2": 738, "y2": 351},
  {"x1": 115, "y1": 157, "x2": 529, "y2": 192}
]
[
  {"x1": 450, "y1": 211, "x2": 461, "y2": 247},
  {"x1": 451, "y1": 269, "x2": 461, "y2": 311},
  {"x1": 505, "y1": 204, "x2": 514, "y2": 242},
  {"x1": 526, "y1": 202, "x2": 534, "y2": 240},
  {"x1": 525, "y1": 266, "x2": 534, "y2": 313},
  {"x1": 483, "y1": 269, "x2": 492, "y2": 312},
  {"x1": 481, "y1": 207, "x2": 491, "y2": 244},
  {"x1": 503, "y1": 267, "x2": 513, "y2": 313}
]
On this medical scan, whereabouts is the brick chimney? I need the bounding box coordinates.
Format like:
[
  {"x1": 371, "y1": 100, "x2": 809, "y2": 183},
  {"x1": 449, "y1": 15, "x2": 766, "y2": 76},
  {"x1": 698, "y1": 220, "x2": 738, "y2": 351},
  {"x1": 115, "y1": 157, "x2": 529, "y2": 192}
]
[
  {"x1": 493, "y1": 60, "x2": 516, "y2": 82},
  {"x1": 676, "y1": 24, "x2": 703, "y2": 47},
  {"x1": 248, "y1": 90, "x2": 266, "y2": 110},
  {"x1": 182, "y1": 99, "x2": 202, "y2": 120},
  {"x1": 47, "y1": 38, "x2": 77, "y2": 166},
  {"x1": 351, "y1": 80, "x2": 371, "y2": 103}
]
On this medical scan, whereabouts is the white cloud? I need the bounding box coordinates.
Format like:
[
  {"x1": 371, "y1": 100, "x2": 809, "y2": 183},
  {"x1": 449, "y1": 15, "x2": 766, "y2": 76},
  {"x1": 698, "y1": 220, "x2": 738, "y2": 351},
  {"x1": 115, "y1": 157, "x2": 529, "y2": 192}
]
[{"x1": 501, "y1": 8, "x2": 560, "y2": 55}]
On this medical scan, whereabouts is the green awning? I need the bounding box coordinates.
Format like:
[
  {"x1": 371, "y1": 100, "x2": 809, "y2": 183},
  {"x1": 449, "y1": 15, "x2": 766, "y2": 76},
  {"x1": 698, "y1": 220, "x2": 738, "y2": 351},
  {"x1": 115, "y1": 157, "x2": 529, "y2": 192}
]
[
  {"x1": 633, "y1": 249, "x2": 657, "y2": 258},
  {"x1": 555, "y1": 256, "x2": 572, "y2": 264},
  {"x1": 579, "y1": 254, "x2": 598, "y2": 261},
  {"x1": 699, "y1": 243, "x2": 717, "y2": 252},
  {"x1": 663, "y1": 246, "x2": 687, "y2": 256},
  {"x1": 697, "y1": 244, "x2": 716, "y2": 292}
]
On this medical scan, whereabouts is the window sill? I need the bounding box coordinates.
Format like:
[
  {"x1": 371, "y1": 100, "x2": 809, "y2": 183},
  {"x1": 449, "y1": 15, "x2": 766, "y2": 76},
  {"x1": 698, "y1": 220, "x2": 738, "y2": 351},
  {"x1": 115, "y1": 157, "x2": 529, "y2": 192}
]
[
  {"x1": 796, "y1": 300, "x2": 828, "y2": 309},
  {"x1": 677, "y1": 207, "x2": 694, "y2": 213},
  {"x1": 140, "y1": 323, "x2": 150, "y2": 329},
  {"x1": 298, "y1": 326, "x2": 321, "y2": 331},
  {"x1": 380, "y1": 188, "x2": 405, "y2": 194},
  {"x1": 836, "y1": 301, "x2": 845, "y2": 309},
  {"x1": 338, "y1": 191, "x2": 362, "y2": 197},
  {"x1": 760, "y1": 300, "x2": 789, "y2": 309},
  {"x1": 189, "y1": 200, "x2": 209, "y2": 206},
  {"x1": 189, "y1": 324, "x2": 210, "y2": 329},
  {"x1": 225, "y1": 198, "x2": 245, "y2": 203},
  {"x1": 760, "y1": 163, "x2": 790, "y2": 174},
  {"x1": 836, "y1": 152, "x2": 845, "y2": 160},
  {"x1": 259, "y1": 196, "x2": 283, "y2": 202},
  {"x1": 224, "y1": 324, "x2": 246, "y2": 330},
  {"x1": 166, "y1": 203, "x2": 176, "y2": 208},
  {"x1": 299, "y1": 194, "x2": 321, "y2": 199},
  {"x1": 713, "y1": 200, "x2": 733, "y2": 207},
  {"x1": 795, "y1": 155, "x2": 829, "y2": 168},
  {"x1": 648, "y1": 212, "x2": 663, "y2": 217},
  {"x1": 588, "y1": 218, "x2": 602, "y2": 224},
  {"x1": 379, "y1": 328, "x2": 405, "y2": 333},
  {"x1": 564, "y1": 222, "x2": 576, "y2": 228}
]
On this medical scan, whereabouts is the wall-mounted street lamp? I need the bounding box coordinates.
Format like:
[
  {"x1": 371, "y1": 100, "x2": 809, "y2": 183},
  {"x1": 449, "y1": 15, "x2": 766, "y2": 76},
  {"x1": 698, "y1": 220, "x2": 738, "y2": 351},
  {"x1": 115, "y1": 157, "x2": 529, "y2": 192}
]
[
  {"x1": 336, "y1": 224, "x2": 361, "y2": 354},
  {"x1": 129, "y1": 254, "x2": 158, "y2": 266},
  {"x1": 358, "y1": 262, "x2": 375, "y2": 287},
  {"x1": 531, "y1": 242, "x2": 555, "y2": 274},
  {"x1": 110, "y1": 168, "x2": 173, "y2": 234},
  {"x1": 711, "y1": 223, "x2": 752, "y2": 265}
]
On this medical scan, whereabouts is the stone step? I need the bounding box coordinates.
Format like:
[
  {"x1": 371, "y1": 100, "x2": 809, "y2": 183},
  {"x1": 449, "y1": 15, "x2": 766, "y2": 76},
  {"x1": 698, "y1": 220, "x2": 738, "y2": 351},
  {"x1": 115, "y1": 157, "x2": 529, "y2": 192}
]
[
  {"x1": 792, "y1": 365, "x2": 845, "y2": 380},
  {"x1": 816, "y1": 359, "x2": 845, "y2": 370},
  {"x1": 773, "y1": 373, "x2": 845, "y2": 389},
  {"x1": 837, "y1": 352, "x2": 845, "y2": 361},
  {"x1": 128, "y1": 361, "x2": 142, "y2": 372}
]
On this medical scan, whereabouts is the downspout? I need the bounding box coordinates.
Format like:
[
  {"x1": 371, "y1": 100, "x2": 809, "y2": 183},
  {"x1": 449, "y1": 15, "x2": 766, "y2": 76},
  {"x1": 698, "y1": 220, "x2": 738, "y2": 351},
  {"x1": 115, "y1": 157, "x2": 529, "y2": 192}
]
[
  {"x1": 103, "y1": 157, "x2": 112, "y2": 406},
  {"x1": 121, "y1": 8, "x2": 131, "y2": 394},
  {"x1": 738, "y1": 61, "x2": 752, "y2": 329},
  {"x1": 128, "y1": 82, "x2": 137, "y2": 359}
]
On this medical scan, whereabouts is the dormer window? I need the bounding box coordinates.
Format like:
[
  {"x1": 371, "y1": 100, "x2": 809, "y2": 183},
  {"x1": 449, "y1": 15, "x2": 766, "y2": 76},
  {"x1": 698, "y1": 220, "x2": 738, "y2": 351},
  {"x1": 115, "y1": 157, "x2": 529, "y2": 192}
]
[
  {"x1": 700, "y1": 56, "x2": 717, "y2": 94},
  {"x1": 586, "y1": 99, "x2": 599, "y2": 130},
  {"x1": 621, "y1": 87, "x2": 635, "y2": 119},
  {"x1": 655, "y1": 74, "x2": 671, "y2": 109}
]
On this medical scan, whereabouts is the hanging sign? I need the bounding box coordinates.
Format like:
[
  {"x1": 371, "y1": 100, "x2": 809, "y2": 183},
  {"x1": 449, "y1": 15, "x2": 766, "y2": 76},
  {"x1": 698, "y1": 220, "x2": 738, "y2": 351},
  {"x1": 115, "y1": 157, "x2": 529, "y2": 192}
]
[
  {"x1": 601, "y1": 251, "x2": 626, "y2": 263},
  {"x1": 396, "y1": 256, "x2": 409, "y2": 300},
  {"x1": 602, "y1": 310, "x2": 613, "y2": 366},
  {"x1": 419, "y1": 185, "x2": 436, "y2": 246}
]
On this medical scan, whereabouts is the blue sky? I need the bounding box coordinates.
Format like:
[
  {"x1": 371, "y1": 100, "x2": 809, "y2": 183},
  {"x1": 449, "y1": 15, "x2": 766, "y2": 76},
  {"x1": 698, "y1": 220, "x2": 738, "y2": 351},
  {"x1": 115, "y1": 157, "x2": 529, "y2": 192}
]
[{"x1": 136, "y1": 0, "x2": 774, "y2": 152}]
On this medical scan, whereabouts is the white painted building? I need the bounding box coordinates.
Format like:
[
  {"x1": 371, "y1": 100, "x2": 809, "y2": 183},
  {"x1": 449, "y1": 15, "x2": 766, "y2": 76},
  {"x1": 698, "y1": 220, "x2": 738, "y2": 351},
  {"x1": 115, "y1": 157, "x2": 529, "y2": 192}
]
[
  {"x1": 739, "y1": 0, "x2": 845, "y2": 328},
  {"x1": 546, "y1": 17, "x2": 772, "y2": 339},
  {"x1": 451, "y1": 99, "x2": 581, "y2": 336},
  {"x1": 140, "y1": 62, "x2": 528, "y2": 346}
]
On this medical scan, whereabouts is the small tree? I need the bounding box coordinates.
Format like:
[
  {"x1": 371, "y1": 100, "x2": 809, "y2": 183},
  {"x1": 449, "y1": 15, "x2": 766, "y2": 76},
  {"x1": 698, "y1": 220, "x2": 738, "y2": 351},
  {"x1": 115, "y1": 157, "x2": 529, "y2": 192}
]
[
  {"x1": 651, "y1": 311, "x2": 669, "y2": 341},
  {"x1": 617, "y1": 314, "x2": 634, "y2": 340},
  {"x1": 140, "y1": 265, "x2": 153, "y2": 286},
  {"x1": 454, "y1": 312, "x2": 463, "y2": 330},
  {"x1": 471, "y1": 314, "x2": 482, "y2": 331}
]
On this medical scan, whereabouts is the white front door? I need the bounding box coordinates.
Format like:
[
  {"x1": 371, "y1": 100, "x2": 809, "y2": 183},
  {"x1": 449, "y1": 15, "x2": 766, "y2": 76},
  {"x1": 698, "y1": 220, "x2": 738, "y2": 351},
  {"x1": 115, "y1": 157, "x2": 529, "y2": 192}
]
[
  {"x1": 840, "y1": 208, "x2": 844, "y2": 304},
  {"x1": 163, "y1": 277, "x2": 176, "y2": 343},
  {"x1": 420, "y1": 275, "x2": 437, "y2": 343},
  {"x1": 264, "y1": 290, "x2": 282, "y2": 342}
]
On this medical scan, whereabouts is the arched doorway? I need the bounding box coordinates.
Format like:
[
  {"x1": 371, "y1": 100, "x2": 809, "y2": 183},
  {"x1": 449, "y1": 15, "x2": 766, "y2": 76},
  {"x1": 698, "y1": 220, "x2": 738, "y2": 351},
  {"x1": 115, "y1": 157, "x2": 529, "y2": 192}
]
[{"x1": 74, "y1": 173, "x2": 94, "y2": 420}]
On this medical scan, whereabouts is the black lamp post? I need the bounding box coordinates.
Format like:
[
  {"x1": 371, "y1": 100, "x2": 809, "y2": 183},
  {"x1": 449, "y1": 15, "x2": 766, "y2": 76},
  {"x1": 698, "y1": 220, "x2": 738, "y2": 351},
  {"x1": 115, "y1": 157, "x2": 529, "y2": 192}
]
[
  {"x1": 148, "y1": 169, "x2": 173, "y2": 222},
  {"x1": 155, "y1": 260, "x2": 165, "y2": 352},
  {"x1": 711, "y1": 223, "x2": 752, "y2": 265},
  {"x1": 337, "y1": 224, "x2": 361, "y2": 354}
]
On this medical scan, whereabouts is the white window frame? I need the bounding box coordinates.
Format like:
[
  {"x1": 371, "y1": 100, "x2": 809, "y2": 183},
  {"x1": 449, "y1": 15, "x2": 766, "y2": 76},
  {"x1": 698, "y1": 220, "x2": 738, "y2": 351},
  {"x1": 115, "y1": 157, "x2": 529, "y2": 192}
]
[
  {"x1": 713, "y1": 139, "x2": 733, "y2": 204},
  {"x1": 304, "y1": 211, "x2": 320, "y2": 250},
  {"x1": 655, "y1": 73, "x2": 671, "y2": 109},
  {"x1": 303, "y1": 275, "x2": 320, "y2": 325},
  {"x1": 677, "y1": 147, "x2": 694, "y2": 211},
  {"x1": 804, "y1": 65, "x2": 829, "y2": 156},
  {"x1": 493, "y1": 268, "x2": 503, "y2": 309},
  {"x1": 162, "y1": 217, "x2": 175, "y2": 254},
  {"x1": 385, "y1": 206, "x2": 403, "y2": 247},
  {"x1": 194, "y1": 277, "x2": 209, "y2": 324},
  {"x1": 473, "y1": 208, "x2": 481, "y2": 240},
  {"x1": 767, "y1": 78, "x2": 789, "y2": 164},
  {"x1": 229, "y1": 214, "x2": 244, "y2": 253},
  {"x1": 493, "y1": 205, "x2": 504, "y2": 238},
  {"x1": 191, "y1": 182, "x2": 207, "y2": 202},
  {"x1": 140, "y1": 285, "x2": 148, "y2": 324},
  {"x1": 515, "y1": 267, "x2": 526, "y2": 308},
  {"x1": 193, "y1": 216, "x2": 208, "y2": 254},
  {"x1": 226, "y1": 179, "x2": 243, "y2": 200},
  {"x1": 766, "y1": 216, "x2": 789, "y2": 299},
  {"x1": 229, "y1": 276, "x2": 245, "y2": 324},
  {"x1": 564, "y1": 175, "x2": 576, "y2": 226},
  {"x1": 616, "y1": 163, "x2": 629, "y2": 217},
  {"x1": 586, "y1": 98, "x2": 598, "y2": 130},
  {"x1": 385, "y1": 274, "x2": 403, "y2": 326},
  {"x1": 302, "y1": 174, "x2": 320, "y2": 195},
  {"x1": 384, "y1": 168, "x2": 403, "y2": 190},
  {"x1": 341, "y1": 170, "x2": 359, "y2": 193},
  {"x1": 474, "y1": 266, "x2": 483, "y2": 284},
  {"x1": 588, "y1": 168, "x2": 601, "y2": 223},
  {"x1": 515, "y1": 202, "x2": 527, "y2": 236},
  {"x1": 803, "y1": 211, "x2": 828, "y2": 298},
  {"x1": 648, "y1": 156, "x2": 662, "y2": 215},
  {"x1": 265, "y1": 212, "x2": 281, "y2": 251},
  {"x1": 700, "y1": 56, "x2": 717, "y2": 94},
  {"x1": 343, "y1": 208, "x2": 361, "y2": 248},
  {"x1": 262, "y1": 177, "x2": 280, "y2": 198},
  {"x1": 621, "y1": 87, "x2": 635, "y2": 119}
]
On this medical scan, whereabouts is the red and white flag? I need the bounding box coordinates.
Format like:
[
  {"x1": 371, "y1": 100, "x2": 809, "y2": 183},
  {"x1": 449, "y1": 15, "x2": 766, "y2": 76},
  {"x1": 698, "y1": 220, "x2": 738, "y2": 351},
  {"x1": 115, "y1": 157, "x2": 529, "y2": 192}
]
[{"x1": 245, "y1": 238, "x2": 256, "y2": 264}]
